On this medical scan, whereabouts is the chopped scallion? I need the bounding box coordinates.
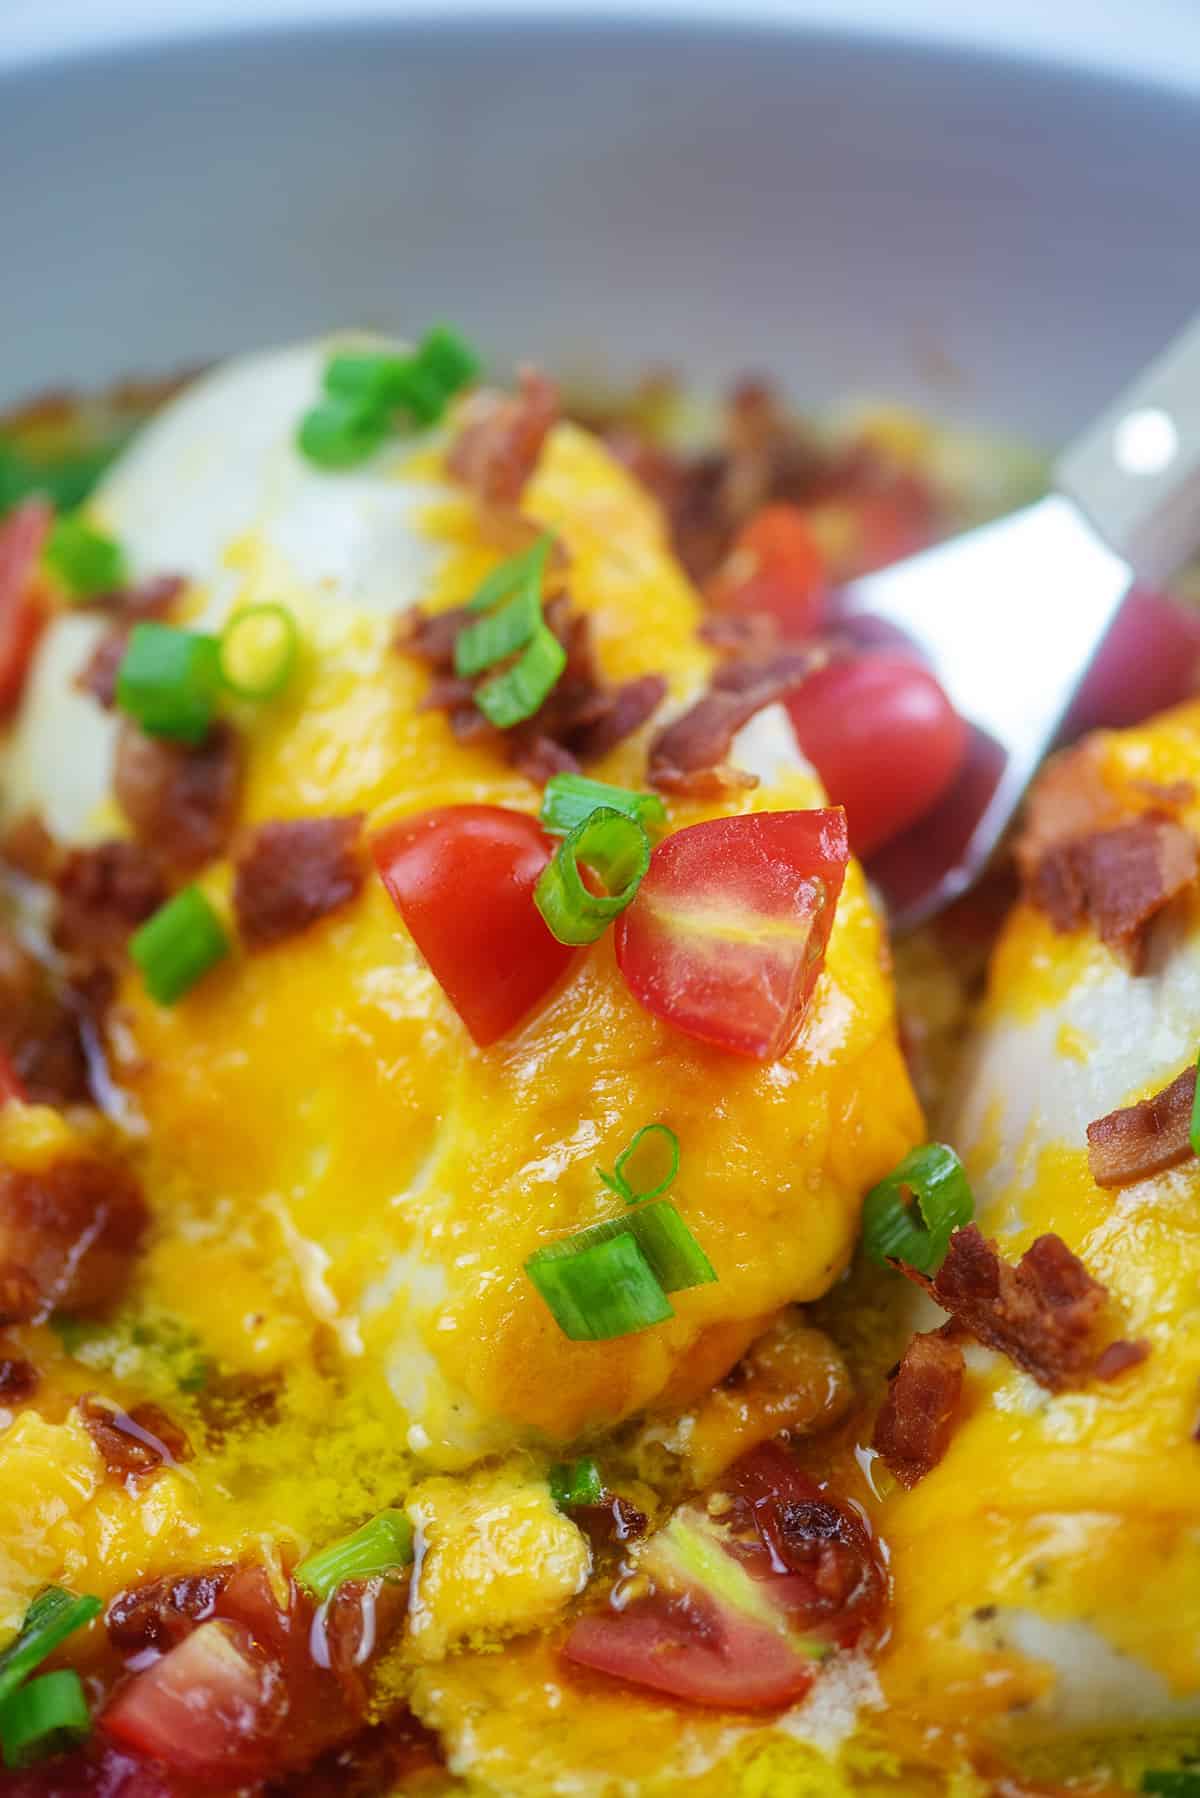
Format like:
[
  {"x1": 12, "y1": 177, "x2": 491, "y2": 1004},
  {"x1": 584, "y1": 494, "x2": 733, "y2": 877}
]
[
  {"x1": 465, "y1": 536, "x2": 552, "y2": 615},
  {"x1": 1143, "y1": 1774, "x2": 1200, "y2": 1796},
  {"x1": 417, "y1": 324, "x2": 482, "y2": 396},
  {"x1": 115, "y1": 621, "x2": 222, "y2": 745},
  {"x1": 130, "y1": 886, "x2": 230, "y2": 1007},
  {"x1": 297, "y1": 396, "x2": 390, "y2": 469},
  {"x1": 540, "y1": 774, "x2": 667, "y2": 838},
  {"x1": 43, "y1": 514, "x2": 126, "y2": 598},
  {"x1": 534, "y1": 807, "x2": 650, "y2": 946},
  {"x1": 219, "y1": 603, "x2": 300, "y2": 701},
  {"x1": 295, "y1": 1508, "x2": 415, "y2": 1604},
  {"x1": 474, "y1": 623, "x2": 566, "y2": 728},
  {"x1": 598, "y1": 1122, "x2": 680, "y2": 1206},
  {"x1": 549, "y1": 1458, "x2": 604, "y2": 1509},
  {"x1": 862, "y1": 1142, "x2": 974, "y2": 1275},
  {"x1": 454, "y1": 582, "x2": 543, "y2": 679},
  {"x1": 624, "y1": 1200, "x2": 716, "y2": 1291},
  {"x1": 0, "y1": 1588, "x2": 101, "y2": 1707},
  {"x1": 526, "y1": 1228, "x2": 672, "y2": 1341},
  {"x1": 0, "y1": 1669, "x2": 90, "y2": 1769}
]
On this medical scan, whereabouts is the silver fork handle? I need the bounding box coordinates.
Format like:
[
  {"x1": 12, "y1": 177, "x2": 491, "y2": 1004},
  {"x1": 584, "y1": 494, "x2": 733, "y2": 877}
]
[{"x1": 1056, "y1": 309, "x2": 1200, "y2": 588}]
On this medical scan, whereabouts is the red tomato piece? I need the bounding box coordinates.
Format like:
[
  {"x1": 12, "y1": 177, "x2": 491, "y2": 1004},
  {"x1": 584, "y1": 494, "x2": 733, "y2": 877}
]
[
  {"x1": 0, "y1": 500, "x2": 51, "y2": 717},
  {"x1": 785, "y1": 651, "x2": 967, "y2": 858},
  {"x1": 0, "y1": 1744, "x2": 181, "y2": 1798},
  {"x1": 613, "y1": 810, "x2": 849, "y2": 1062},
  {"x1": 1065, "y1": 583, "x2": 1200, "y2": 737},
  {"x1": 708, "y1": 504, "x2": 828, "y2": 640},
  {"x1": 102, "y1": 1618, "x2": 287, "y2": 1780},
  {"x1": 371, "y1": 805, "x2": 577, "y2": 1046},
  {"x1": 564, "y1": 1584, "x2": 817, "y2": 1712}
]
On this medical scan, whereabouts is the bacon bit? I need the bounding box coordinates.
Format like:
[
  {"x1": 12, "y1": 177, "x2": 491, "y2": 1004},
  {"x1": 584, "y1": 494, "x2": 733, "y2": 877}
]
[
  {"x1": 53, "y1": 840, "x2": 167, "y2": 963},
  {"x1": 114, "y1": 719, "x2": 242, "y2": 873},
  {"x1": 81, "y1": 572, "x2": 185, "y2": 621},
  {"x1": 234, "y1": 815, "x2": 366, "y2": 950},
  {"x1": 447, "y1": 367, "x2": 560, "y2": 509},
  {"x1": 572, "y1": 1495, "x2": 649, "y2": 1552},
  {"x1": 1087, "y1": 1065, "x2": 1196, "y2": 1189},
  {"x1": 80, "y1": 1394, "x2": 193, "y2": 1487},
  {"x1": 569, "y1": 674, "x2": 668, "y2": 762},
  {"x1": 0, "y1": 1153, "x2": 147, "y2": 1319},
  {"x1": 900, "y1": 1225, "x2": 1106, "y2": 1393},
  {"x1": 268, "y1": 1712, "x2": 444, "y2": 1797},
  {"x1": 75, "y1": 622, "x2": 132, "y2": 709},
  {"x1": 1093, "y1": 1337, "x2": 1151, "y2": 1381},
  {"x1": 0, "y1": 501, "x2": 52, "y2": 717},
  {"x1": 0, "y1": 1270, "x2": 41, "y2": 1327},
  {"x1": 647, "y1": 648, "x2": 821, "y2": 794},
  {"x1": 315, "y1": 1575, "x2": 411, "y2": 1711},
  {"x1": 1027, "y1": 817, "x2": 1198, "y2": 967},
  {"x1": 0, "y1": 929, "x2": 90, "y2": 1107},
  {"x1": 0, "y1": 1357, "x2": 38, "y2": 1402},
  {"x1": 395, "y1": 604, "x2": 473, "y2": 669},
  {"x1": 698, "y1": 613, "x2": 781, "y2": 659},
  {"x1": 1, "y1": 813, "x2": 60, "y2": 884},
  {"x1": 107, "y1": 1566, "x2": 234, "y2": 1654},
  {"x1": 872, "y1": 1329, "x2": 965, "y2": 1488}
]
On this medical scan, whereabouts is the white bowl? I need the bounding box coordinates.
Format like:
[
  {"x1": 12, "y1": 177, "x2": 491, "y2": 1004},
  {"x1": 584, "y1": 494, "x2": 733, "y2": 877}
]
[{"x1": 2, "y1": 2, "x2": 1199, "y2": 443}]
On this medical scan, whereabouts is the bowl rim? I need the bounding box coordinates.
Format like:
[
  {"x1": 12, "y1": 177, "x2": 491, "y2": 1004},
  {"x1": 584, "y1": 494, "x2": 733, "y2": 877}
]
[{"x1": 3, "y1": 0, "x2": 1200, "y2": 97}]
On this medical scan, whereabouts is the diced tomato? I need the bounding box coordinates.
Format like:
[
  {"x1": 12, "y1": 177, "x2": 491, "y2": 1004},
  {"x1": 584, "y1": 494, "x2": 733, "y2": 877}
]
[
  {"x1": 0, "y1": 1743, "x2": 181, "y2": 1797},
  {"x1": 613, "y1": 810, "x2": 848, "y2": 1061},
  {"x1": 785, "y1": 651, "x2": 967, "y2": 858},
  {"x1": 1065, "y1": 583, "x2": 1200, "y2": 737},
  {"x1": 0, "y1": 1048, "x2": 28, "y2": 1105},
  {"x1": 565, "y1": 1583, "x2": 817, "y2": 1711},
  {"x1": 371, "y1": 805, "x2": 577, "y2": 1046},
  {"x1": 0, "y1": 500, "x2": 51, "y2": 717},
  {"x1": 708, "y1": 505, "x2": 828, "y2": 640},
  {"x1": 102, "y1": 1618, "x2": 287, "y2": 1780}
]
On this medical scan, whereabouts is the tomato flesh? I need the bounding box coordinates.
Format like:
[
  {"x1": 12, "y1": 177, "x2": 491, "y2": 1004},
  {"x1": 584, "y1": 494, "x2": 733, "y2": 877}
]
[
  {"x1": 0, "y1": 500, "x2": 51, "y2": 716},
  {"x1": 785, "y1": 651, "x2": 967, "y2": 858},
  {"x1": 1065, "y1": 583, "x2": 1200, "y2": 736},
  {"x1": 102, "y1": 1618, "x2": 287, "y2": 1779},
  {"x1": 708, "y1": 505, "x2": 828, "y2": 640},
  {"x1": 371, "y1": 805, "x2": 576, "y2": 1046},
  {"x1": 614, "y1": 810, "x2": 848, "y2": 1061}
]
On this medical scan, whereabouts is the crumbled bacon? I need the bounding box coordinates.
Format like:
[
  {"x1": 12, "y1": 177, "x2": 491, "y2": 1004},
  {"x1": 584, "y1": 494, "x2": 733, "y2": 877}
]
[
  {"x1": 81, "y1": 573, "x2": 185, "y2": 621},
  {"x1": 0, "y1": 1270, "x2": 41, "y2": 1328},
  {"x1": 0, "y1": 1357, "x2": 38, "y2": 1402},
  {"x1": 234, "y1": 815, "x2": 365, "y2": 950},
  {"x1": 315, "y1": 1575, "x2": 412, "y2": 1711},
  {"x1": 872, "y1": 1329, "x2": 965, "y2": 1487},
  {"x1": 1086, "y1": 1064, "x2": 1196, "y2": 1189},
  {"x1": 0, "y1": 929, "x2": 90, "y2": 1107},
  {"x1": 1026, "y1": 817, "x2": 1197, "y2": 967},
  {"x1": 0, "y1": 501, "x2": 52, "y2": 717},
  {"x1": 114, "y1": 719, "x2": 242, "y2": 872},
  {"x1": 572, "y1": 1495, "x2": 649, "y2": 1552},
  {"x1": 0, "y1": 813, "x2": 60, "y2": 883},
  {"x1": 107, "y1": 1566, "x2": 234, "y2": 1654},
  {"x1": 1093, "y1": 1337, "x2": 1151, "y2": 1381},
  {"x1": 0, "y1": 1153, "x2": 147, "y2": 1319},
  {"x1": 53, "y1": 840, "x2": 167, "y2": 963},
  {"x1": 447, "y1": 367, "x2": 560, "y2": 508},
  {"x1": 1014, "y1": 741, "x2": 1120, "y2": 880},
  {"x1": 80, "y1": 1394, "x2": 193, "y2": 1486},
  {"x1": 900, "y1": 1225, "x2": 1106, "y2": 1392},
  {"x1": 75, "y1": 622, "x2": 132, "y2": 710},
  {"x1": 647, "y1": 648, "x2": 821, "y2": 794}
]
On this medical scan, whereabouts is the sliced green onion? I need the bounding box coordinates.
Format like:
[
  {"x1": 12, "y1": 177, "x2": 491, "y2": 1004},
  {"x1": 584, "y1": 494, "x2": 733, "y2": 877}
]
[
  {"x1": 297, "y1": 396, "x2": 390, "y2": 469},
  {"x1": 454, "y1": 582, "x2": 543, "y2": 679},
  {"x1": 549, "y1": 1457, "x2": 604, "y2": 1509},
  {"x1": 466, "y1": 536, "x2": 552, "y2": 614},
  {"x1": 534, "y1": 807, "x2": 650, "y2": 946},
  {"x1": 540, "y1": 774, "x2": 667, "y2": 838},
  {"x1": 1190, "y1": 1051, "x2": 1200, "y2": 1159},
  {"x1": 219, "y1": 604, "x2": 300, "y2": 700},
  {"x1": 526, "y1": 1228, "x2": 673, "y2": 1341},
  {"x1": 43, "y1": 514, "x2": 126, "y2": 598},
  {"x1": 0, "y1": 1588, "x2": 101, "y2": 1707},
  {"x1": 598, "y1": 1123, "x2": 680, "y2": 1206},
  {"x1": 0, "y1": 1669, "x2": 90, "y2": 1769},
  {"x1": 295, "y1": 1508, "x2": 414, "y2": 1604},
  {"x1": 130, "y1": 886, "x2": 230, "y2": 1006},
  {"x1": 624, "y1": 1200, "x2": 716, "y2": 1291},
  {"x1": 475, "y1": 623, "x2": 566, "y2": 728},
  {"x1": 323, "y1": 352, "x2": 418, "y2": 410},
  {"x1": 862, "y1": 1142, "x2": 974, "y2": 1275},
  {"x1": 115, "y1": 621, "x2": 222, "y2": 745},
  {"x1": 1143, "y1": 1775, "x2": 1200, "y2": 1797},
  {"x1": 417, "y1": 324, "x2": 482, "y2": 397}
]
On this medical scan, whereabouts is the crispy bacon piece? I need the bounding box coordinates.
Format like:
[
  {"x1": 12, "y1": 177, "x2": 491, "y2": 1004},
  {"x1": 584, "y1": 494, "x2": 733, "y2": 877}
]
[
  {"x1": 1086, "y1": 1064, "x2": 1196, "y2": 1189},
  {"x1": 0, "y1": 1357, "x2": 38, "y2": 1402},
  {"x1": 647, "y1": 648, "x2": 821, "y2": 794},
  {"x1": 568, "y1": 673, "x2": 668, "y2": 762},
  {"x1": 80, "y1": 1394, "x2": 193, "y2": 1486},
  {"x1": 0, "y1": 1153, "x2": 147, "y2": 1320},
  {"x1": 0, "y1": 1271, "x2": 41, "y2": 1327},
  {"x1": 447, "y1": 367, "x2": 560, "y2": 508},
  {"x1": 74, "y1": 577, "x2": 186, "y2": 710},
  {"x1": 1093, "y1": 1337, "x2": 1151, "y2": 1381},
  {"x1": 901, "y1": 1225, "x2": 1106, "y2": 1393},
  {"x1": 0, "y1": 929, "x2": 90, "y2": 1106},
  {"x1": 572, "y1": 1495, "x2": 649, "y2": 1552},
  {"x1": 107, "y1": 1567, "x2": 234, "y2": 1654},
  {"x1": 872, "y1": 1329, "x2": 965, "y2": 1488},
  {"x1": 1, "y1": 813, "x2": 60, "y2": 883},
  {"x1": 82, "y1": 573, "x2": 185, "y2": 621},
  {"x1": 114, "y1": 719, "x2": 242, "y2": 873},
  {"x1": 75, "y1": 623, "x2": 132, "y2": 710},
  {"x1": 234, "y1": 815, "x2": 366, "y2": 950},
  {"x1": 53, "y1": 840, "x2": 167, "y2": 963},
  {"x1": 1027, "y1": 817, "x2": 1197, "y2": 966},
  {"x1": 0, "y1": 500, "x2": 52, "y2": 718}
]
